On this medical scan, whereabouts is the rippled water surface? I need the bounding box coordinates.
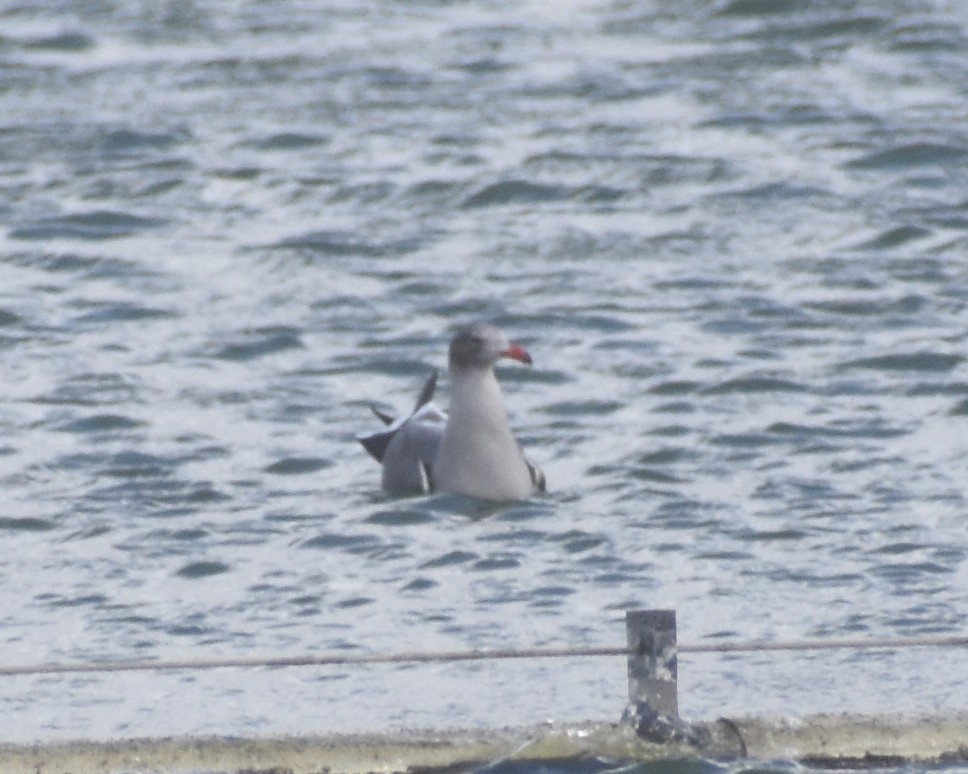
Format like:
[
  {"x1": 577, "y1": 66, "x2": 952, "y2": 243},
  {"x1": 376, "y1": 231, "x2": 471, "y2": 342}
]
[{"x1": 2, "y1": 0, "x2": 968, "y2": 747}]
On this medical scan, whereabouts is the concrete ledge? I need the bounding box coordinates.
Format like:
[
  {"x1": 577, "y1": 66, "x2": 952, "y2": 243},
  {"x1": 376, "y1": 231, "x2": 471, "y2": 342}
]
[
  {"x1": 2, "y1": 713, "x2": 967, "y2": 773},
  {"x1": 730, "y1": 712, "x2": 968, "y2": 764}
]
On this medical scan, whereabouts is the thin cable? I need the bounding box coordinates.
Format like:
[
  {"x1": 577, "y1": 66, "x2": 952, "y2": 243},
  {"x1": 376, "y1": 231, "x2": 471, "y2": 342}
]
[
  {"x1": 680, "y1": 632, "x2": 968, "y2": 655},
  {"x1": 2, "y1": 633, "x2": 968, "y2": 678},
  {"x1": 0, "y1": 645, "x2": 629, "y2": 678}
]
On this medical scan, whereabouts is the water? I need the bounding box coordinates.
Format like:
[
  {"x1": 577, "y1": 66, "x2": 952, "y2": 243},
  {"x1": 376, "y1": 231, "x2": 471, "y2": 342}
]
[{"x1": 1, "y1": 0, "x2": 968, "y2": 758}]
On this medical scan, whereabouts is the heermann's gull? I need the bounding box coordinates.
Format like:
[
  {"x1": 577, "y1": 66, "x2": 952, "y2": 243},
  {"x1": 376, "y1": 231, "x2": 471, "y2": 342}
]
[{"x1": 358, "y1": 323, "x2": 545, "y2": 501}]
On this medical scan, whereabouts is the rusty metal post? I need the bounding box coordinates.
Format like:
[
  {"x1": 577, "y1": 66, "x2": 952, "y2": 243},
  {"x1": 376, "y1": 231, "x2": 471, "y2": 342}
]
[{"x1": 626, "y1": 609, "x2": 678, "y2": 718}]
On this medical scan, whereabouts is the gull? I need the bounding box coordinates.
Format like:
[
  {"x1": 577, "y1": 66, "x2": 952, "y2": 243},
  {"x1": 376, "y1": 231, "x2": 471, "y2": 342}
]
[{"x1": 359, "y1": 323, "x2": 545, "y2": 501}]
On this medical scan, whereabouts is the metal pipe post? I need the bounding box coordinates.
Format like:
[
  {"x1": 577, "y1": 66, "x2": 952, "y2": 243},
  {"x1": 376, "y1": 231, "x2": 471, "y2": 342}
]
[{"x1": 626, "y1": 609, "x2": 678, "y2": 718}]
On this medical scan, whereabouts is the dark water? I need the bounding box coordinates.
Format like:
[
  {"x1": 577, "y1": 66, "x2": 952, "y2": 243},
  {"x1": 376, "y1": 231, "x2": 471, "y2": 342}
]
[{"x1": 2, "y1": 0, "x2": 968, "y2": 760}]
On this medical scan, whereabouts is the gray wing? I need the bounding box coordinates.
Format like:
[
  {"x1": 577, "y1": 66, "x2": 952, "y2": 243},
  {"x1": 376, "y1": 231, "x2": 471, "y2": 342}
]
[
  {"x1": 358, "y1": 369, "x2": 446, "y2": 496},
  {"x1": 412, "y1": 369, "x2": 438, "y2": 413},
  {"x1": 380, "y1": 406, "x2": 445, "y2": 495},
  {"x1": 359, "y1": 369, "x2": 439, "y2": 462}
]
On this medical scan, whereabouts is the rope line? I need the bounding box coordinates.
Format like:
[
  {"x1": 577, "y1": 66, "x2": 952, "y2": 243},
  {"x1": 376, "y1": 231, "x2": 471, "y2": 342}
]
[
  {"x1": 3, "y1": 633, "x2": 968, "y2": 678},
  {"x1": 0, "y1": 645, "x2": 628, "y2": 678},
  {"x1": 681, "y1": 633, "x2": 968, "y2": 655}
]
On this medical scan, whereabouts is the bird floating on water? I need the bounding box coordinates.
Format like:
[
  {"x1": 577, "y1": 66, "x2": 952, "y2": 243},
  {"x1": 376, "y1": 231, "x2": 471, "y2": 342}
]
[{"x1": 359, "y1": 323, "x2": 545, "y2": 501}]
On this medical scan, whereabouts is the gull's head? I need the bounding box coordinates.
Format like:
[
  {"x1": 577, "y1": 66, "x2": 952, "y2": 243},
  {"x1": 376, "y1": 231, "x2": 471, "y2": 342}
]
[{"x1": 449, "y1": 323, "x2": 533, "y2": 371}]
